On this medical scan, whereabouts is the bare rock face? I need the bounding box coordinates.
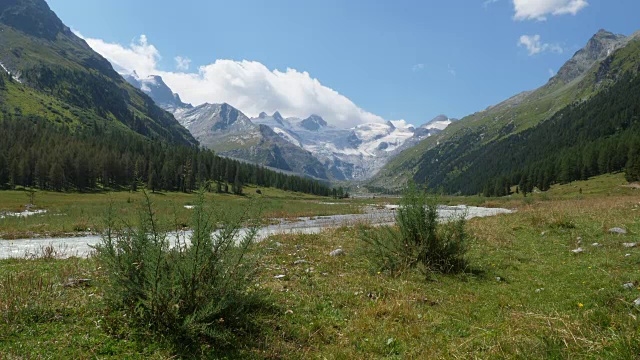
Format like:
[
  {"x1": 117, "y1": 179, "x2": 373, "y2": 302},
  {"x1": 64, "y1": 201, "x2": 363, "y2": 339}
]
[{"x1": 555, "y1": 29, "x2": 628, "y2": 84}]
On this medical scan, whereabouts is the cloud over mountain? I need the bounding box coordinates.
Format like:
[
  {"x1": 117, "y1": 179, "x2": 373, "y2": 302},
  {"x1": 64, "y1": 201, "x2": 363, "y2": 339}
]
[{"x1": 77, "y1": 33, "x2": 384, "y2": 128}]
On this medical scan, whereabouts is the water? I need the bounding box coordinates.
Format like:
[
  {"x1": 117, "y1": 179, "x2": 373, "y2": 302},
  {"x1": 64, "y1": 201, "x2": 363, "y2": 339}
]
[{"x1": 0, "y1": 205, "x2": 512, "y2": 259}]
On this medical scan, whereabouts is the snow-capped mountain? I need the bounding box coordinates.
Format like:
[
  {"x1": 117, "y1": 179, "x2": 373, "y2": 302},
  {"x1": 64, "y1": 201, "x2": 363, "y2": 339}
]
[
  {"x1": 127, "y1": 73, "x2": 455, "y2": 181},
  {"x1": 124, "y1": 72, "x2": 192, "y2": 112},
  {"x1": 251, "y1": 114, "x2": 446, "y2": 180}
]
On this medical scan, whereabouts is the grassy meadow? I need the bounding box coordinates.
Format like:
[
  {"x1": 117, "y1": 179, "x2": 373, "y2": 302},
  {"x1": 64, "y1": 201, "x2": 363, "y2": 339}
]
[
  {"x1": 1, "y1": 173, "x2": 639, "y2": 358},
  {"x1": 0, "y1": 186, "x2": 361, "y2": 240}
]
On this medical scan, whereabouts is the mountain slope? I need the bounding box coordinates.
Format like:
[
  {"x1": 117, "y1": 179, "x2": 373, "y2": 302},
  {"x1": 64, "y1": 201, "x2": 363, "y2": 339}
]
[
  {"x1": 0, "y1": 0, "x2": 196, "y2": 146},
  {"x1": 251, "y1": 114, "x2": 448, "y2": 181},
  {"x1": 171, "y1": 103, "x2": 330, "y2": 179},
  {"x1": 371, "y1": 29, "x2": 639, "y2": 191}
]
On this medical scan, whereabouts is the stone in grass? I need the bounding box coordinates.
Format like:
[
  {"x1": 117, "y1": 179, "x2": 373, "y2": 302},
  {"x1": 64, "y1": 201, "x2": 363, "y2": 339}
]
[
  {"x1": 609, "y1": 227, "x2": 628, "y2": 235},
  {"x1": 274, "y1": 274, "x2": 286, "y2": 279},
  {"x1": 571, "y1": 248, "x2": 585, "y2": 254},
  {"x1": 293, "y1": 259, "x2": 309, "y2": 265},
  {"x1": 625, "y1": 254, "x2": 632, "y2": 257},
  {"x1": 63, "y1": 278, "x2": 91, "y2": 287},
  {"x1": 623, "y1": 282, "x2": 635, "y2": 290},
  {"x1": 330, "y1": 248, "x2": 345, "y2": 257},
  {"x1": 535, "y1": 288, "x2": 545, "y2": 293},
  {"x1": 623, "y1": 243, "x2": 638, "y2": 248},
  {"x1": 591, "y1": 243, "x2": 603, "y2": 247},
  {"x1": 634, "y1": 298, "x2": 640, "y2": 307}
]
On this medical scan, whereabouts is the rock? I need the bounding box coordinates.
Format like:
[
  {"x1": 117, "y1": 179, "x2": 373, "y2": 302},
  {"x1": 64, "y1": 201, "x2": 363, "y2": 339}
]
[
  {"x1": 256, "y1": 189, "x2": 262, "y2": 195},
  {"x1": 496, "y1": 277, "x2": 502, "y2": 282},
  {"x1": 577, "y1": 236, "x2": 583, "y2": 244},
  {"x1": 330, "y1": 248, "x2": 345, "y2": 257},
  {"x1": 591, "y1": 243, "x2": 603, "y2": 247},
  {"x1": 541, "y1": 231, "x2": 546, "y2": 236},
  {"x1": 634, "y1": 298, "x2": 640, "y2": 307},
  {"x1": 63, "y1": 278, "x2": 91, "y2": 287},
  {"x1": 305, "y1": 267, "x2": 314, "y2": 273},
  {"x1": 625, "y1": 254, "x2": 632, "y2": 257},
  {"x1": 293, "y1": 259, "x2": 309, "y2": 265},
  {"x1": 274, "y1": 274, "x2": 286, "y2": 279},
  {"x1": 571, "y1": 248, "x2": 584, "y2": 254},
  {"x1": 623, "y1": 243, "x2": 638, "y2": 248},
  {"x1": 535, "y1": 288, "x2": 545, "y2": 293},
  {"x1": 609, "y1": 227, "x2": 627, "y2": 235},
  {"x1": 285, "y1": 309, "x2": 294, "y2": 315},
  {"x1": 623, "y1": 282, "x2": 635, "y2": 290},
  {"x1": 274, "y1": 242, "x2": 283, "y2": 247}
]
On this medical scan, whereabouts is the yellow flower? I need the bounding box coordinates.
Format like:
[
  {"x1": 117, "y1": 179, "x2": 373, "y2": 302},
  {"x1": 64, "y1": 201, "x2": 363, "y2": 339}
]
[{"x1": 578, "y1": 303, "x2": 584, "y2": 308}]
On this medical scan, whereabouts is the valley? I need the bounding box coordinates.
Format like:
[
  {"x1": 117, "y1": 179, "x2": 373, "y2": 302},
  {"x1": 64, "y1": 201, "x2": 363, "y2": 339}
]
[{"x1": 1, "y1": 0, "x2": 640, "y2": 358}]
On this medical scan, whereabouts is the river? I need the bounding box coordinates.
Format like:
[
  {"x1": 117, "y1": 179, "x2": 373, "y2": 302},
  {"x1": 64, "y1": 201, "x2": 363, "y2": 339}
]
[{"x1": 0, "y1": 205, "x2": 512, "y2": 259}]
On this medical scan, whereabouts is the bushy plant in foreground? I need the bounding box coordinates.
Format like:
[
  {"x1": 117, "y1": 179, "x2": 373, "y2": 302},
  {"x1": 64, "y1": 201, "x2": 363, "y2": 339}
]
[
  {"x1": 94, "y1": 190, "x2": 261, "y2": 346},
  {"x1": 361, "y1": 182, "x2": 467, "y2": 276}
]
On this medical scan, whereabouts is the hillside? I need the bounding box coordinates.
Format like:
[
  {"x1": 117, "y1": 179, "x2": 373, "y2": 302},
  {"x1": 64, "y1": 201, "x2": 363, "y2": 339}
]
[
  {"x1": 371, "y1": 29, "x2": 640, "y2": 193},
  {"x1": 0, "y1": 0, "x2": 196, "y2": 146}
]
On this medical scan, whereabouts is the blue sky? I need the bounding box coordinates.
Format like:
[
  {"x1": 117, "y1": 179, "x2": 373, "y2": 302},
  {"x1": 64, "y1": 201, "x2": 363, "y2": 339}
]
[{"x1": 47, "y1": 0, "x2": 640, "y2": 127}]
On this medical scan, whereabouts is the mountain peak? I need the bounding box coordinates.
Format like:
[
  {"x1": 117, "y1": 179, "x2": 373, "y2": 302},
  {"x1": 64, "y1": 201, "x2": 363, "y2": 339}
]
[
  {"x1": 272, "y1": 111, "x2": 284, "y2": 122},
  {"x1": 259, "y1": 112, "x2": 268, "y2": 119},
  {"x1": 127, "y1": 73, "x2": 191, "y2": 111},
  {"x1": 554, "y1": 29, "x2": 627, "y2": 83},
  {"x1": 300, "y1": 114, "x2": 328, "y2": 131},
  {"x1": 0, "y1": 0, "x2": 70, "y2": 41}
]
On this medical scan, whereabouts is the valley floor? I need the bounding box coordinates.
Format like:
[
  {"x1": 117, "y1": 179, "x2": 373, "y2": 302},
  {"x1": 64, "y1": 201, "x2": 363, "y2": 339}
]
[{"x1": 1, "y1": 174, "x2": 639, "y2": 358}]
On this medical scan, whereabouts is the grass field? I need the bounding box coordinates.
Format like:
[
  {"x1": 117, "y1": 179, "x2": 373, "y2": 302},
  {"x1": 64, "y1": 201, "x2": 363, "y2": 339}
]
[
  {"x1": 1, "y1": 174, "x2": 639, "y2": 358},
  {"x1": 0, "y1": 186, "x2": 361, "y2": 240}
]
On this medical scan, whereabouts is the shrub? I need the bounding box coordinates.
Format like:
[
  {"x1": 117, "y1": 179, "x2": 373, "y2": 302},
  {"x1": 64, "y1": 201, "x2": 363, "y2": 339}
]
[
  {"x1": 94, "y1": 190, "x2": 261, "y2": 347},
  {"x1": 360, "y1": 182, "x2": 467, "y2": 276}
]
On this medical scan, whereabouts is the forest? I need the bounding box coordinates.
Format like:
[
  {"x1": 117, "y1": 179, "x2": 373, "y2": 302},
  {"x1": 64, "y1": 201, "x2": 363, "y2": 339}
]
[
  {"x1": 0, "y1": 114, "x2": 333, "y2": 196},
  {"x1": 411, "y1": 71, "x2": 640, "y2": 196}
]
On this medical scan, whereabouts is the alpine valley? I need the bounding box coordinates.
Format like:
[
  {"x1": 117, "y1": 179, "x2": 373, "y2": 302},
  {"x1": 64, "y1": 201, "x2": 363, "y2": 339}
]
[{"x1": 124, "y1": 72, "x2": 456, "y2": 181}]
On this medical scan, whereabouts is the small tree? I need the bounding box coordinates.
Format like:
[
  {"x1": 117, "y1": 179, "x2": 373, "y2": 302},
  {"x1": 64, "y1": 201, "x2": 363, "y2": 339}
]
[{"x1": 360, "y1": 182, "x2": 467, "y2": 276}]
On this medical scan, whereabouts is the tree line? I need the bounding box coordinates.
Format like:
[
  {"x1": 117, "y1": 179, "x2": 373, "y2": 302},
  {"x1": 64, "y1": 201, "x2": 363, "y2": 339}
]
[{"x1": 0, "y1": 116, "x2": 334, "y2": 196}]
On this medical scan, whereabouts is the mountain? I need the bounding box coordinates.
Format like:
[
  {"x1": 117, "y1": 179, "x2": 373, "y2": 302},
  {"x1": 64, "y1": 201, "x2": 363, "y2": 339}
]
[
  {"x1": 554, "y1": 29, "x2": 627, "y2": 84},
  {"x1": 252, "y1": 115, "x2": 428, "y2": 180},
  {"x1": 370, "y1": 29, "x2": 640, "y2": 193},
  {"x1": 299, "y1": 114, "x2": 328, "y2": 131},
  {"x1": 171, "y1": 103, "x2": 330, "y2": 179},
  {"x1": 124, "y1": 72, "x2": 192, "y2": 112},
  {"x1": 0, "y1": 0, "x2": 197, "y2": 146}
]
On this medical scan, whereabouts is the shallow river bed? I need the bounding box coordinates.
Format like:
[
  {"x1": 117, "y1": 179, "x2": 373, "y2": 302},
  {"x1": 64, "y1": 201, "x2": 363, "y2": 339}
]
[{"x1": 0, "y1": 205, "x2": 512, "y2": 259}]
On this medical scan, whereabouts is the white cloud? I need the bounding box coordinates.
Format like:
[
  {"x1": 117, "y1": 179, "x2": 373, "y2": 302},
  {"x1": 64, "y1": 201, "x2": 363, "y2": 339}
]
[
  {"x1": 75, "y1": 32, "x2": 383, "y2": 128},
  {"x1": 412, "y1": 63, "x2": 425, "y2": 72},
  {"x1": 513, "y1": 0, "x2": 588, "y2": 21},
  {"x1": 76, "y1": 31, "x2": 160, "y2": 76},
  {"x1": 548, "y1": 68, "x2": 556, "y2": 77},
  {"x1": 518, "y1": 34, "x2": 563, "y2": 55},
  {"x1": 483, "y1": 0, "x2": 499, "y2": 8},
  {"x1": 175, "y1": 56, "x2": 191, "y2": 71}
]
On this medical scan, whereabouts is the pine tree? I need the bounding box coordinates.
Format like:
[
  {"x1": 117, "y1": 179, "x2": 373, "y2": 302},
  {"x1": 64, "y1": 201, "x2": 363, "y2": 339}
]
[{"x1": 49, "y1": 162, "x2": 65, "y2": 191}]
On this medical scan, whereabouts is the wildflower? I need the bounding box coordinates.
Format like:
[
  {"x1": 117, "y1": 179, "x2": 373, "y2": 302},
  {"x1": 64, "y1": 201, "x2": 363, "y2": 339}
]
[{"x1": 578, "y1": 303, "x2": 584, "y2": 308}]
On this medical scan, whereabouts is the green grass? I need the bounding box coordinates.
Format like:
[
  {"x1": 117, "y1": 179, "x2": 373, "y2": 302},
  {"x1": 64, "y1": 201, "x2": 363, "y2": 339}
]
[
  {"x1": 1, "y1": 175, "x2": 639, "y2": 358},
  {"x1": 0, "y1": 186, "x2": 362, "y2": 240}
]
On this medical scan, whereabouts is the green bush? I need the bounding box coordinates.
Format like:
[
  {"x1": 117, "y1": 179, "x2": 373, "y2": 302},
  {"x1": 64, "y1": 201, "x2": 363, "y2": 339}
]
[
  {"x1": 94, "y1": 190, "x2": 261, "y2": 347},
  {"x1": 360, "y1": 182, "x2": 467, "y2": 276}
]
